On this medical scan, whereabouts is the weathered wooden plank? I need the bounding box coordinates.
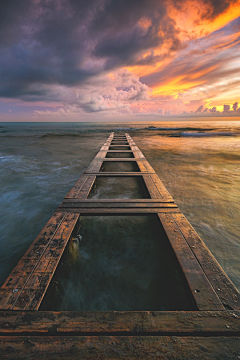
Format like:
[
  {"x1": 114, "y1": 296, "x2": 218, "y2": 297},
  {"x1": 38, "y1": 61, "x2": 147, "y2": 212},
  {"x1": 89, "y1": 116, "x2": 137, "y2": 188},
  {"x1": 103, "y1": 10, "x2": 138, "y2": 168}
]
[
  {"x1": 0, "y1": 212, "x2": 67, "y2": 310},
  {"x1": 85, "y1": 172, "x2": 155, "y2": 176},
  {"x1": 65, "y1": 175, "x2": 91, "y2": 199},
  {"x1": 150, "y1": 173, "x2": 173, "y2": 200},
  {"x1": 142, "y1": 175, "x2": 163, "y2": 199},
  {"x1": 133, "y1": 150, "x2": 145, "y2": 159},
  {"x1": 94, "y1": 158, "x2": 144, "y2": 162},
  {"x1": 0, "y1": 335, "x2": 240, "y2": 360},
  {"x1": 55, "y1": 208, "x2": 181, "y2": 214},
  {"x1": 158, "y1": 213, "x2": 225, "y2": 311},
  {"x1": 65, "y1": 175, "x2": 95, "y2": 199},
  {"x1": 72, "y1": 176, "x2": 96, "y2": 199},
  {"x1": 130, "y1": 145, "x2": 140, "y2": 151},
  {"x1": 137, "y1": 160, "x2": 156, "y2": 173},
  {"x1": 172, "y1": 213, "x2": 240, "y2": 310},
  {"x1": 59, "y1": 202, "x2": 177, "y2": 208},
  {"x1": 0, "y1": 310, "x2": 239, "y2": 335},
  {"x1": 84, "y1": 159, "x2": 102, "y2": 173},
  {"x1": 62, "y1": 199, "x2": 174, "y2": 203},
  {"x1": 12, "y1": 213, "x2": 79, "y2": 310},
  {"x1": 100, "y1": 145, "x2": 109, "y2": 150},
  {"x1": 95, "y1": 151, "x2": 107, "y2": 158}
]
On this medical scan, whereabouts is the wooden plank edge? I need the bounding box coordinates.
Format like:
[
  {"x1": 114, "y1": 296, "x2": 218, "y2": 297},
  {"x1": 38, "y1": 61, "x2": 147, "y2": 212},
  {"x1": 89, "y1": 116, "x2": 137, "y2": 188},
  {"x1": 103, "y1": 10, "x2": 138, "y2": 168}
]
[
  {"x1": 172, "y1": 213, "x2": 240, "y2": 310},
  {"x1": 158, "y1": 213, "x2": 225, "y2": 311},
  {"x1": 0, "y1": 310, "x2": 239, "y2": 335},
  {"x1": 0, "y1": 335, "x2": 240, "y2": 360}
]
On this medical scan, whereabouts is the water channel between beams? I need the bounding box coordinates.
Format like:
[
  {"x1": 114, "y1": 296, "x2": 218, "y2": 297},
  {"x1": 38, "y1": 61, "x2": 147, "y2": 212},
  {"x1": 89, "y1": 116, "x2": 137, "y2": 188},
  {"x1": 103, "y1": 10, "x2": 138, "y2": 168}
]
[
  {"x1": 100, "y1": 161, "x2": 140, "y2": 172},
  {"x1": 106, "y1": 152, "x2": 134, "y2": 158},
  {"x1": 88, "y1": 176, "x2": 150, "y2": 199},
  {"x1": 40, "y1": 215, "x2": 197, "y2": 311}
]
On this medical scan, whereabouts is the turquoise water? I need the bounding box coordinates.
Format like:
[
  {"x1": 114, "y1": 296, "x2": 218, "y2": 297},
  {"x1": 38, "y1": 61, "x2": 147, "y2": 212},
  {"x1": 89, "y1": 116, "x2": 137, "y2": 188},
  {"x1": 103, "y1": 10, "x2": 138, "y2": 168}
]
[{"x1": 0, "y1": 120, "x2": 240, "y2": 294}]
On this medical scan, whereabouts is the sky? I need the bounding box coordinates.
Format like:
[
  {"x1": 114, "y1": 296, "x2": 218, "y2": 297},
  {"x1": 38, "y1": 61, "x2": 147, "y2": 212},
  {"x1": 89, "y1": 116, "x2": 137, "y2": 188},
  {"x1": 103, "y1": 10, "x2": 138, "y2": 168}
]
[{"x1": 0, "y1": 0, "x2": 240, "y2": 121}]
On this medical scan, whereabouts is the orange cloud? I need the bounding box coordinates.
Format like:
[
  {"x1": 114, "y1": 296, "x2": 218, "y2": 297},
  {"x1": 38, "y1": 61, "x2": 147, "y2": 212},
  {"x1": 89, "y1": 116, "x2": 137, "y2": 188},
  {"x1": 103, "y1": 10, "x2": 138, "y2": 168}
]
[
  {"x1": 152, "y1": 76, "x2": 205, "y2": 97},
  {"x1": 168, "y1": 0, "x2": 240, "y2": 39},
  {"x1": 127, "y1": 0, "x2": 240, "y2": 97}
]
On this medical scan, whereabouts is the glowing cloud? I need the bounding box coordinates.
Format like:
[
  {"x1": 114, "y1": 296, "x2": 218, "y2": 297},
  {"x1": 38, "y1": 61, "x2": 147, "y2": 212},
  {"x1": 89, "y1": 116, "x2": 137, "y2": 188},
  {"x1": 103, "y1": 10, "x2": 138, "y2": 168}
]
[{"x1": 0, "y1": 0, "x2": 239, "y2": 118}]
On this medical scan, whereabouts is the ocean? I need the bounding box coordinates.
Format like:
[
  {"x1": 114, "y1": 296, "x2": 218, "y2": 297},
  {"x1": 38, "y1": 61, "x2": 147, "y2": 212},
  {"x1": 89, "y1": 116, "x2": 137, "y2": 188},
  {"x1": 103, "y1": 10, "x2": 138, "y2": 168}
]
[{"x1": 0, "y1": 119, "x2": 240, "y2": 308}]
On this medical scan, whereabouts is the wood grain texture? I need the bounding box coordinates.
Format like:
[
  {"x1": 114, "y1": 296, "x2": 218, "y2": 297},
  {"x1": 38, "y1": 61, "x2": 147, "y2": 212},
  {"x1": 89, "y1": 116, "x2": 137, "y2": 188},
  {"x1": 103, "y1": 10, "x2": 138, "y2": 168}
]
[
  {"x1": 76, "y1": 176, "x2": 96, "y2": 199},
  {"x1": 172, "y1": 213, "x2": 240, "y2": 310},
  {"x1": 95, "y1": 151, "x2": 108, "y2": 158},
  {"x1": 150, "y1": 174, "x2": 173, "y2": 200},
  {"x1": 133, "y1": 150, "x2": 145, "y2": 159},
  {"x1": 59, "y1": 201, "x2": 177, "y2": 208},
  {"x1": 13, "y1": 213, "x2": 79, "y2": 310},
  {"x1": 142, "y1": 175, "x2": 163, "y2": 199},
  {"x1": 62, "y1": 199, "x2": 174, "y2": 203},
  {"x1": 56, "y1": 208, "x2": 181, "y2": 214},
  {"x1": 84, "y1": 159, "x2": 102, "y2": 173},
  {"x1": 93, "y1": 158, "x2": 144, "y2": 162},
  {"x1": 84, "y1": 172, "x2": 155, "y2": 176},
  {"x1": 65, "y1": 175, "x2": 95, "y2": 199},
  {"x1": 0, "y1": 212, "x2": 67, "y2": 310},
  {"x1": 158, "y1": 213, "x2": 225, "y2": 311},
  {"x1": 0, "y1": 335, "x2": 240, "y2": 359},
  {"x1": 0, "y1": 310, "x2": 239, "y2": 334}
]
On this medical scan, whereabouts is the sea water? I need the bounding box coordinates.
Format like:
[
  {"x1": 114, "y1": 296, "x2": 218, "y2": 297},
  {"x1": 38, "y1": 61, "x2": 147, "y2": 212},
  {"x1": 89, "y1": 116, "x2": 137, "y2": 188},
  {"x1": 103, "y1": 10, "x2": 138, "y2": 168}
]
[
  {"x1": 0, "y1": 119, "x2": 240, "y2": 297},
  {"x1": 40, "y1": 215, "x2": 196, "y2": 311}
]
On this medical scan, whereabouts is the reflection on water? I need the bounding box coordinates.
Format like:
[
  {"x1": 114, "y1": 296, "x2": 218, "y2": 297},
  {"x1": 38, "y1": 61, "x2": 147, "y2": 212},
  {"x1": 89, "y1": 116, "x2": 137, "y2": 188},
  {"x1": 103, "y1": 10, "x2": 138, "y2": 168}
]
[
  {"x1": 88, "y1": 176, "x2": 150, "y2": 199},
  {"x1": 40, "y1": 215, "x2": 196, "y2": 311}
]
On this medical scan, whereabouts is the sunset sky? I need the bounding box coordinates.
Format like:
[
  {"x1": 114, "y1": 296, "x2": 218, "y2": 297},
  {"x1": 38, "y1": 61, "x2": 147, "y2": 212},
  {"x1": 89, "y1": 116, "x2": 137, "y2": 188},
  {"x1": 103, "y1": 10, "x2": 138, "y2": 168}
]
[{"x1": 1, "y1": 0, "x2": 240, "y2": 121}]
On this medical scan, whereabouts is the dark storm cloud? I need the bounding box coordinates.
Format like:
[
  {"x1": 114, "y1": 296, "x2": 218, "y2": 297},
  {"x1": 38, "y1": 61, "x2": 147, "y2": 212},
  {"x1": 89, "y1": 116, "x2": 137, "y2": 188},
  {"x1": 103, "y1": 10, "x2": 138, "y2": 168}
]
[
  {"x1": 0, "y1": 0, "x2": 180, "y2": 100},
  {"x1": 0, "y1": 0, "x2": 101, "y2": 97},
  {"x1": 0, "y1": 0, "x2": 238, "y2": 102},
  {"x1": 0, "y1": 0, "x2": 33, "y2": 47},
  {"x1": 91, "y1": 0, "x2": 177, "y2": 67}
]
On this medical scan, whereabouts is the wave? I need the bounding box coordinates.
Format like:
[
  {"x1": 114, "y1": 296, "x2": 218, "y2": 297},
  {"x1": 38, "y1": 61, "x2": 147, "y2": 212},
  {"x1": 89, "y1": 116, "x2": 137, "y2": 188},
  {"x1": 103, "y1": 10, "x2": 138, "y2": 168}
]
[
  {"x1": 113, "y1": 127, "x2": 140, "y2": 131},
  {"x1": 145, "y1": 126, "x2": 213, "y2": 131},
  {"x1": 180, "y1": 131, "x2": 239, "y2": 137},
  {"x1": 1, "y1": 123, "x2": 240, "y2": 138},
  {"x1": 39, "y1": 133, "x2": 85, "y2": 138}
]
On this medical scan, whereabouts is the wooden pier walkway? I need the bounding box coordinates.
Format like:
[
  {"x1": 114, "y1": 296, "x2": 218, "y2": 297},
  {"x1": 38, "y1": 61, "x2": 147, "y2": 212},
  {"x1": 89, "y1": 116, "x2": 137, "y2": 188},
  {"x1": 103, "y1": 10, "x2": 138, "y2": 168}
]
[{"x1": 0, "y1": 133, "x2": 240, "y2": 359}]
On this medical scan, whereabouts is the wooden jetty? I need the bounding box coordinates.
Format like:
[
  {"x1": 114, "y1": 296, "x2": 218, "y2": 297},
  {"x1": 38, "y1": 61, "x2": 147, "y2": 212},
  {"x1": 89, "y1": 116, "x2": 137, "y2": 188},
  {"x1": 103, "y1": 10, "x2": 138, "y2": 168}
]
[{"x1": 0, "y1": 132, "x2": 240, "y2": 359}]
